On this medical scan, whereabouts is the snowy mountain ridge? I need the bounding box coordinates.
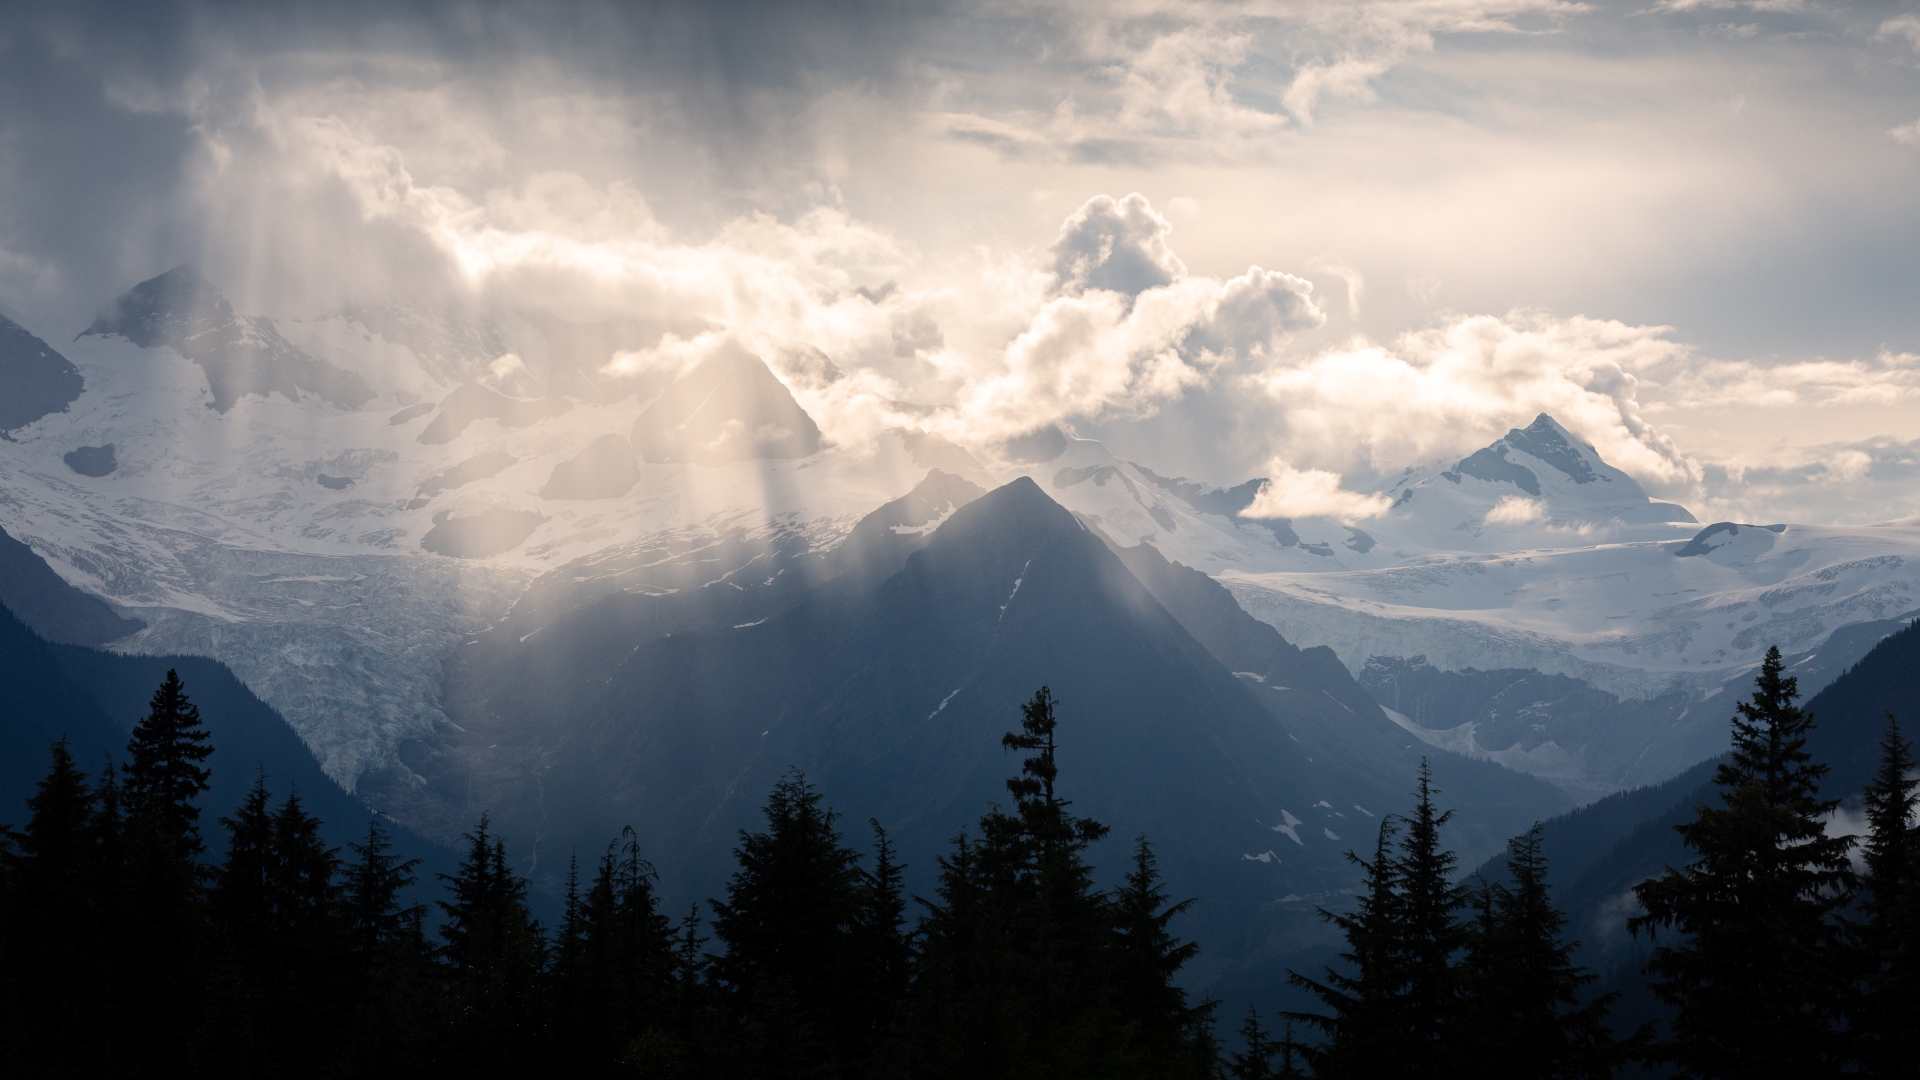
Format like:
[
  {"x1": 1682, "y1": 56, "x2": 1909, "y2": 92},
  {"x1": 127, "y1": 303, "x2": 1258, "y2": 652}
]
[{"x1": 1, "y1": 269, "x2": 1915, "y2": 801}]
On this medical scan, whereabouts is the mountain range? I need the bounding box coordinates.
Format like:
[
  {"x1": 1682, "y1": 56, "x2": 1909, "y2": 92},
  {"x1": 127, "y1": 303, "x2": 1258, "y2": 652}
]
[{"x1": 3, "y1": 267, "x2": 1916, "y2": 996}]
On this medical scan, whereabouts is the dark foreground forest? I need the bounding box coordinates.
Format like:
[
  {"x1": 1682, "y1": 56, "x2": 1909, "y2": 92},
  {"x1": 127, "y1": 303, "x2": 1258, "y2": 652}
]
[{"x1": 2, "y1": 651, "x2": 1916, "y2": 1079}]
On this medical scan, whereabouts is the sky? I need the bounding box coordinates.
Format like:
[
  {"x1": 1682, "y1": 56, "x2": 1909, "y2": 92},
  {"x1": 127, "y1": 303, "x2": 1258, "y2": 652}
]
[{"x1": 2, "y1": 0, "x2": 1918, "y2": 525}]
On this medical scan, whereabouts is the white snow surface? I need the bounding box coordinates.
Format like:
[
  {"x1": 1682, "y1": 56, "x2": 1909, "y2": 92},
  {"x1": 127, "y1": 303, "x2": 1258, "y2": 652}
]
[{"x1": 4, "y1": 307, "x2": 1918, "y2": 798}]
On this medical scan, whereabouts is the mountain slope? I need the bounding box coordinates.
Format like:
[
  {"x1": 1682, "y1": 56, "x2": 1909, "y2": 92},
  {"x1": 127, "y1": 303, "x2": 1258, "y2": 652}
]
[
  {"x1": 83, "y1": 268, "x2": 374, "y2": 412},
  {"x1": 0, "y1": 314, "x2": 84, "y2": 434},
  {"x1": 375, "y1": 475, "x2": 1569, "y2": 991}
]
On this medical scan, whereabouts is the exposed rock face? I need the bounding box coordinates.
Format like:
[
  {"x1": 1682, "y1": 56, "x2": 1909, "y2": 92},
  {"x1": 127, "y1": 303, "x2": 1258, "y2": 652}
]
[
  {"x1": 63, "y1": 444, "x2": 116, "y2": 477},
  {"x1": 0, "y1": 315, "x2": 84, "y2": 433},
  {"x1": 631, "y1": 344, "x2": 822, "y2": 464},
  {"x1": 417, "y1": 382, "x2": 572, "y2": 444},
  {"x1": 84, "y1": 268, "x2": 376, "y2": 412},
  {"x1": 420, "y1": 507, "x2": 547, "y2": 558}
]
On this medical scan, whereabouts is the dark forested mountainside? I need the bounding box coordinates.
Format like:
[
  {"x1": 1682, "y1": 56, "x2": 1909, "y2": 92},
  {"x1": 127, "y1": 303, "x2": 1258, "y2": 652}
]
[
  {"x1": 0, "y1": 527, "x2": 143, "y2": 646},
  {"x1": 0, "y1": 601, "x2": 449, "y2": 903},
  {"x1": 1105, "y1": 538, "x2": 1574, "y2": 860},
  {"x1": 1481, "y1": 618, "x2": 1920, "y2": 981},
  {"x1": 383, "y1": 475, "x2": 1570, "y2": 995}
]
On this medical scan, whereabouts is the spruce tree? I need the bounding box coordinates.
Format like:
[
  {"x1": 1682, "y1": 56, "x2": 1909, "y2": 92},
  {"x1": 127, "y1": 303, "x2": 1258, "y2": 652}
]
[
  {"x1": 123, "y1": 668, "x2": 214, "y2": 857},
  {"x1": 1110, "y1": 835, "x2": 1211, "y2": 1075},
  {"x1": 335, "y1": 816, "x2": 436, "y2": 1076},
  {"x1": 1855, "y1": 713, "x2": 1920, "y2": 1075},
  {"x1": 1288, "y1": 817, "x2": 1409, "y2": 1078},
  {"x1": 438, "y1": 815, "x2": 546, "y2": 1075},
  {"x1": 1290, "y1": 763, "x2": 1467, "y2": 1080},
  {"x1": 116, "y1": 669, "x2": 216, "y2": 1076},
  {"x1": 4, "y1": 739, "x2": 113, "y2": 1077},
  {"x1": 1631, "y1": 646, "x2": 1856, "y2": 1077},
  {"x1": 1395, "y1": 759, "x2": 1465, "y2": 1073},
  {"x1": 906, "y1": 687, "x2": 1151, "y2": 1080},
  {"x1": 848, "y1": 820, "x2": 911, "y2": 1056},
  {"x1": 710, "y1": 772, "x2": 864, "y2": 1078},
  {"x1": 205, "y1": 782, "x2": 346, "y2": 1078},
  {"x1": 1228, "y1": 1007, "x2": 1279, "y2": 1080},
  {"x1": 1454, "y1": 825, "x2": 1624, "y2": 1079}
]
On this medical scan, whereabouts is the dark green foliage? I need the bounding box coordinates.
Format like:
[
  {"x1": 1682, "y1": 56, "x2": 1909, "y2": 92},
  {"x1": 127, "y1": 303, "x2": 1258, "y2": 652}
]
[
  {"x1": 709, "y1": 771, "x2": 874, "y2": 1077},
  {"x1": 123, "y1": 668, "x2": 214, "y2": 857},
  {"x1": 1288, "y1": 762, "x2": 1467, "y2": 1080},
  {"x1": 1631, "y1": 646, "x2": 1858, "y2": 1077},
  {"x1": 437, "y1": 814, "x2": 548, "y2": 1075},
  {"x1": 1454, "y1": 826, "x2": 1627, "y2": 1079},
  {"x1": 551, "y1": 827, "x2": 677, "y2": 1074},
  {"x1": 117, "y1": 668, "x2": 217, "y2": 1076},
  {"x1": 2, "y1": 739, "x2": 117, "y2": 1076},
  {"x1": 332, "y1": 816, "x2": 438, "y2": 1076},
  {"x1": 1855, "y1": 714, "x2": 1920, "y2": 1075},
  {"x1": 1292, "y1": 763, "x2": 1627, "y2": 1080},
  {"x1": 202, "y1": 780, "x2": 348, "y2": 1078},
  {"x1": 902, "y1": 687, "x2": 1212, "y2": 1080}
]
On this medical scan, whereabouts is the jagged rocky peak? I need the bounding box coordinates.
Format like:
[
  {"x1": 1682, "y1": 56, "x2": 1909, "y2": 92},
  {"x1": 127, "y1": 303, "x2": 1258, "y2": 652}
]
[
  {"x1": 0, "y1": 314, "x2": 84, "y2": 433},
  {"x1": 84, "y1": 267, "x2": 375, "y2": 413},
  {"x1": 1420, "y1": 412, "x2": 1696, "y2": 524},
  {"x1": 630, "y1": 341, "x2": 822, "y2": 464}
]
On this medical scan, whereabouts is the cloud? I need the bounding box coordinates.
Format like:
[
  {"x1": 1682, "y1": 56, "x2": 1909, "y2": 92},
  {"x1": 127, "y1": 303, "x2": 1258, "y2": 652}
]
[
  {"x1": 1242, "y1": 461, "x2": 1394, "y2": 521},
  {"x1": 1881, "y1": 14, "x2": 1920, "y2": 56},
  {"x1": 1484, "y1": 495, "x2": 1547, "y2": 524},
  {"x1": 1640, "y1": 351, "x2": 1920, "y2": 411},
  {"x1": 1250, "y1": 311, "x2": 1699, "y2": 485},
  {"x1": 1891, "y1": 120, "x2": 1920, "y2": 147},
  {"x1": 1050, "y1": 193, "x2": 1187, "y2": 296}
]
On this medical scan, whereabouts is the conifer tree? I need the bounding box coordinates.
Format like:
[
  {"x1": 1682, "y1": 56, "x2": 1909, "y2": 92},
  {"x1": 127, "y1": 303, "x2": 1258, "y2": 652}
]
[
  {"x1": 1855, "y1": 713, "x2": 1920, "y2": 1074},
  {"x1": 116, "y1": 669, "x2": 216, "y2": 1075},
  {"x1": 1631, "y1": 646, "x2": 1856, "y2": 1077},
  {"x1": 123, "y1": 668, "x2": 214, "y2": 857},
  {"x1": 4, "y1": 739, "x2": 112, "y2": 1076},
  {"x1": 710, "y1": 772, "x2": 864, "y2": 1078},
  {"x1": 205, "y1": 782, "x2": 347, "y2": 1078},
  {"x1": 1454, "y1": 825, "x2": 1624, "y2": 1079},
  {"x1": 1110, "y1": 836, "x2": 1210, "y2": 1074},
  {"x1": 1288, "y1": 817, "x2": 1409, "y2": 1079},
  {"x1": 335, "y1": 816, "x2": 436, "y2": 1075},
  {"x1": 1395, "y1": 759, "x2": 1465, "y2": 1072},
  {"x1": 907, "y1": 687, "x2": 1200, "y2": 1080},
  {"x1": 848, "y1": 820, "x2": 911, "y2": 1053},
  {"x1": 1228, "y1": 1007, "x2": 1279, "y2": 1080},
  {"x1": 438, "y1": 815, "x2": 546, "y2": 1075},
  {"x1": 1291, "y1": 763, "x2": 1467, "y2": 1080},
  {"x1": 577, "y1": 826, "x2": 676, "y2": 1071}
]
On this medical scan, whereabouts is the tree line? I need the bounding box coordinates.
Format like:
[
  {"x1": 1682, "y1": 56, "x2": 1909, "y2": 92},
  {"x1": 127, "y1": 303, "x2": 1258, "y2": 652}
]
[
  {"x1": 1, "y1": 648, "x2": 1913, "y2": 1078},
  {"x1": 1272, "y1": 646, "x2": 1919, "y2": 1080}
]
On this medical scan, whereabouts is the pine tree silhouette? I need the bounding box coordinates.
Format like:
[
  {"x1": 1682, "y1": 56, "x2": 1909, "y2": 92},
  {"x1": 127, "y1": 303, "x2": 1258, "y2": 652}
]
[
  {"x1": 710, "y1": 771, "x2": 863, "y2": 1078},
  {"x1": 4, "y1": 738, "x2": 113, "y2": 1076},
  {"x1": 1455, "y1": 825, "x2": 1627, "y2": 1079},
  {"x1": 1856, "y1": 713, "x2": 1920, "y2": 1074},
  {"x1": 1632, "y1": 645, "x2": 1856, "y2": 1076},
  {"x1": 116, "y1": 669, "x2": 216, "y2": 1075},
  {"x1": 438, "y1": 814, "x2": 546, "y2": 1075}
]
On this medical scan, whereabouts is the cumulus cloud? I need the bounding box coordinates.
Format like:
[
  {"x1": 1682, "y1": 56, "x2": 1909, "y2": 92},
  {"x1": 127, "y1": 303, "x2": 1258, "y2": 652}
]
[
  {"x1": 1250, "y1": 311, "x2": 1699, "y2": 485},
  {"x1": 1891, "y1": 120, "x2": 1920, "y2": 147},
  {"x1": 1242, "y1": 461, "x2": 1394, "y2": 521},
  {"x1": 1050, "y1": 193, "x2": 1187, "y2": 296}
]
